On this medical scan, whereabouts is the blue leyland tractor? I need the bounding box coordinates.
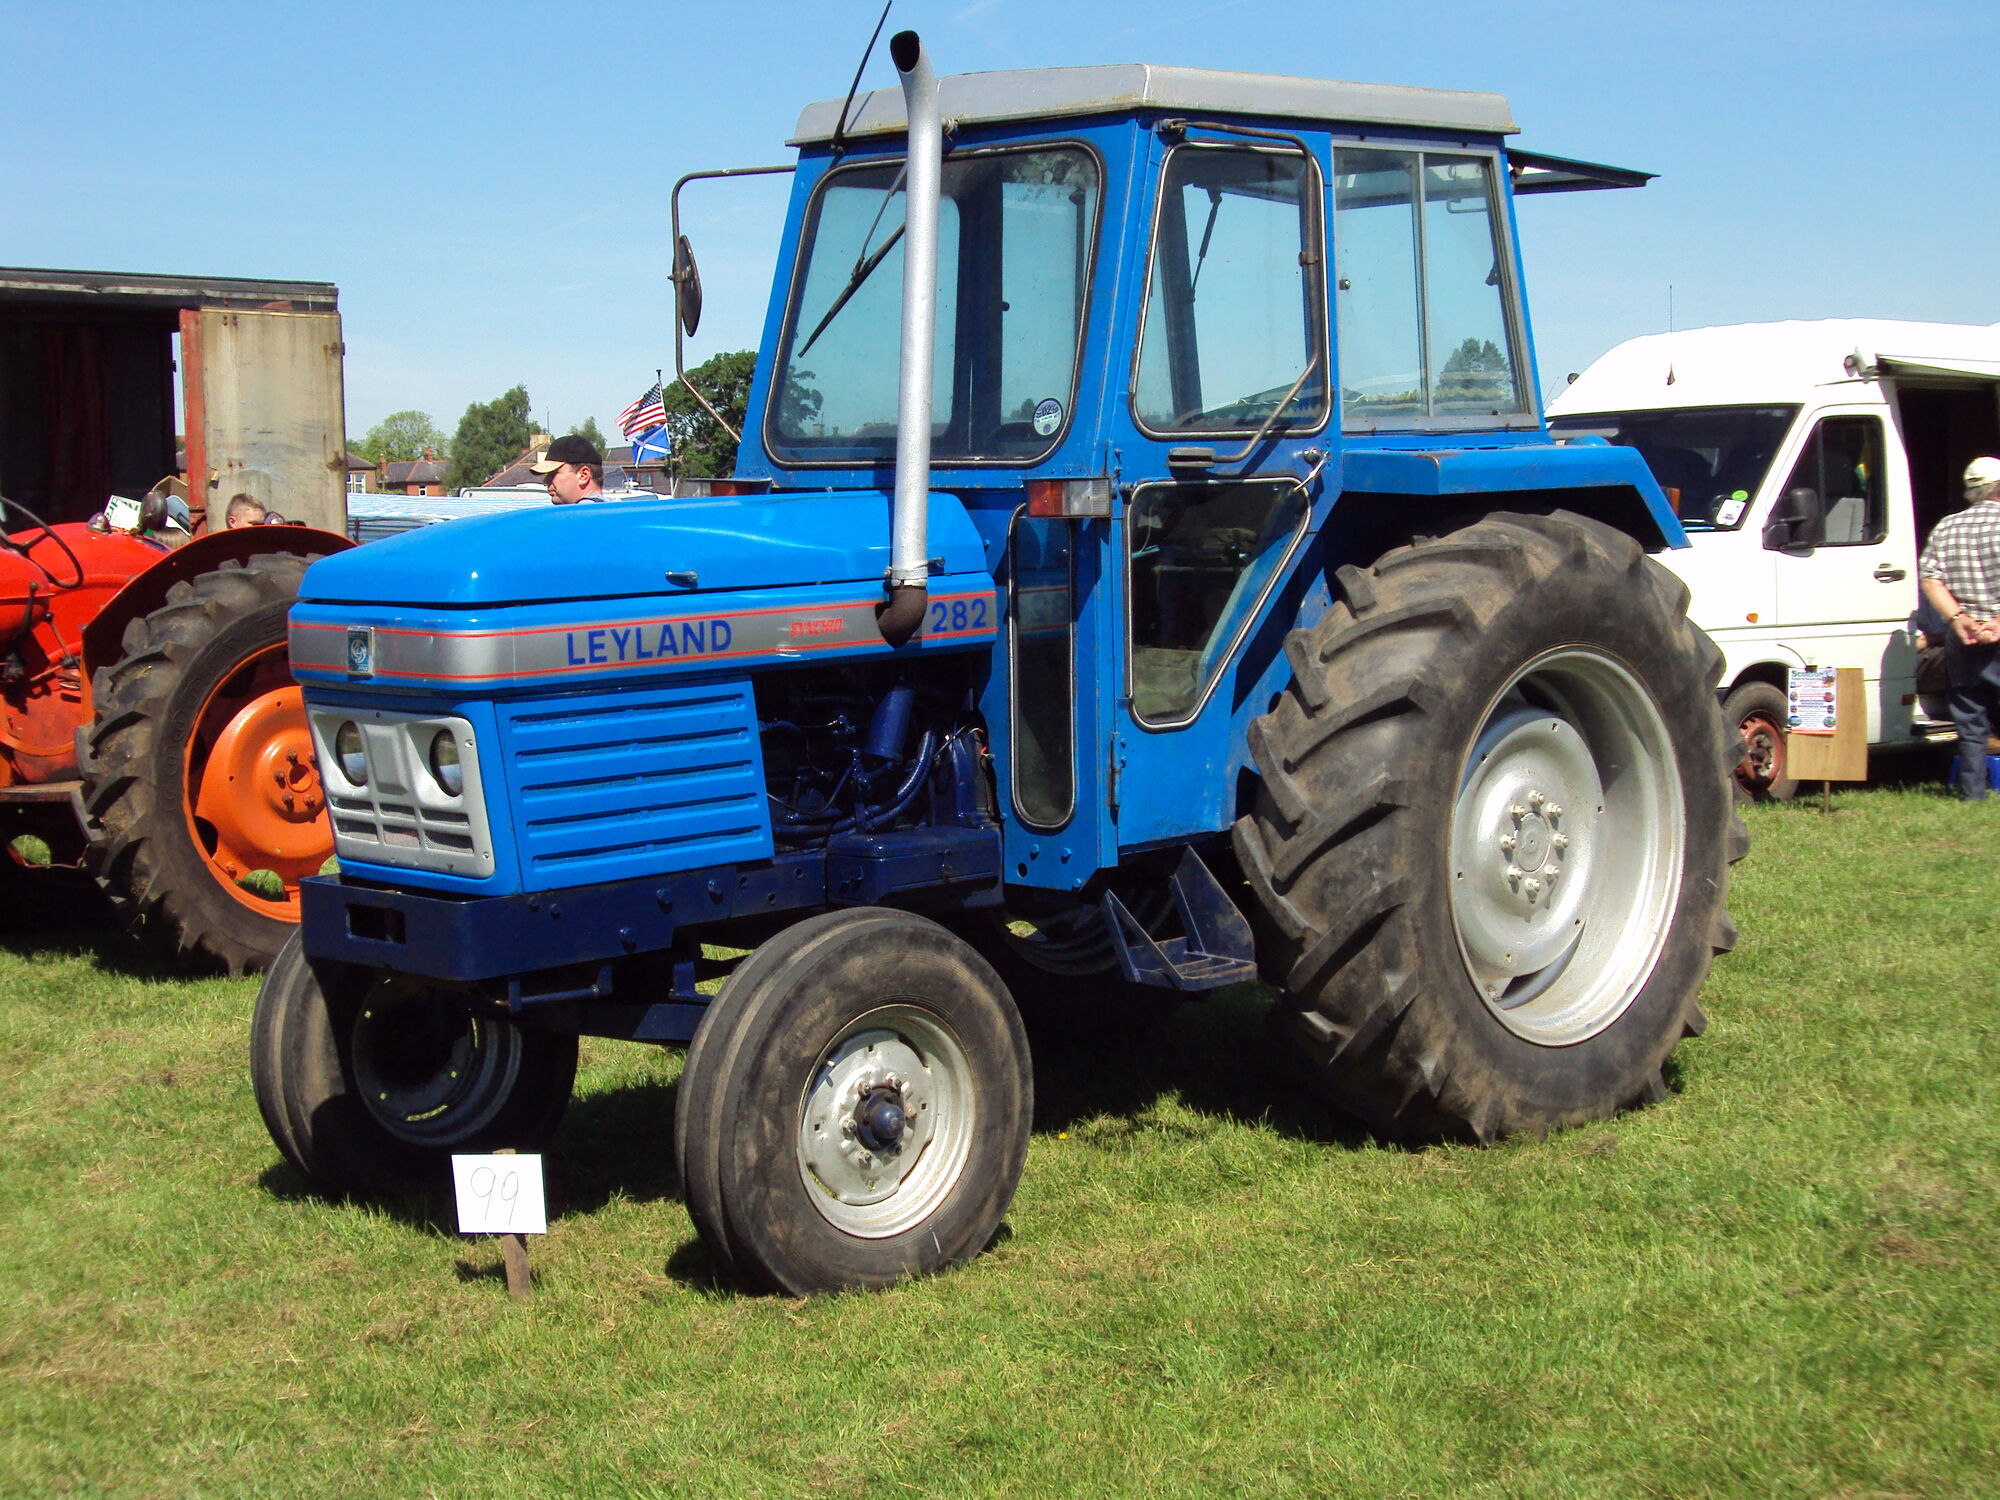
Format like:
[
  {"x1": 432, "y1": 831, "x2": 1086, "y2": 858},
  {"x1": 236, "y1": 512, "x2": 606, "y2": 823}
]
[{"x1": 253, "y1": 34, "x2": 1744, "y2": 1294}]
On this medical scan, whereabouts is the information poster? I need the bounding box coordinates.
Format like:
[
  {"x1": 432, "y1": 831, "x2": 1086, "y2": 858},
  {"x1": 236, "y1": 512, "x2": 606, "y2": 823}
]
[{"x1": 1787, "y1": 667, "x2": 1838, "y2": 735}]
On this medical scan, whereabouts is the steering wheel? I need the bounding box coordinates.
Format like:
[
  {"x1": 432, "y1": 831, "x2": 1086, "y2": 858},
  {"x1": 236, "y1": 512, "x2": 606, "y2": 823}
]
[{"x1": 0, "y1": 493, "x2": 86, "y2": 589}]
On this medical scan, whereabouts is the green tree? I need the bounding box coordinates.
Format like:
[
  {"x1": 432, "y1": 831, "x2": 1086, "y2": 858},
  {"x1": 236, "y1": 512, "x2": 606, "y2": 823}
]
[
  {"x1": 567, "y1": 416, "x2": 606, "y2": 454},
  {"x1": 446, "y1": 385, "x2": 532, "y2": 493},
  {"x1": 353, "y1": 410, "x2": 448, "y2": 465},
  {"x1": 660, "y1": 352, "x2": 762, "y2": 478}
]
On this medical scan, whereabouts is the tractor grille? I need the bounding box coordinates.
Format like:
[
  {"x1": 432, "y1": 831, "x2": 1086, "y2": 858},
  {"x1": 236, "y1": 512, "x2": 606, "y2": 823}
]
[{"x1": 499, "y1": 680, "x2": 773, "y2": 889}]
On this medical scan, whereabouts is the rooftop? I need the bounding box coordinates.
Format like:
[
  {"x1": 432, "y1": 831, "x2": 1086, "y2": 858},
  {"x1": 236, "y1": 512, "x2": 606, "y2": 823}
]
[{"x1": 792, "y1": 63, "x2": 1515, "y2": 145}]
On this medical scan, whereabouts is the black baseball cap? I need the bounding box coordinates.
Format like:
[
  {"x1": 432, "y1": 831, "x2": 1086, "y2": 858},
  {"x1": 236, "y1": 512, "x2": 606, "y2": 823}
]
[{"x1": 529, "y1": 434, "x2": 603, "y2": 473}]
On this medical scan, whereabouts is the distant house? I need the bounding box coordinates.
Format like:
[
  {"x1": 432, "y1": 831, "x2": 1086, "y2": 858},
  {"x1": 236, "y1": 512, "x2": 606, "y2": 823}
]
[
  {"x1": 344, "y1": 453, "x2": 376, "y2": 493},
  {"x1": 380, "y1": 453, "x2": 447, "y2": 497}
]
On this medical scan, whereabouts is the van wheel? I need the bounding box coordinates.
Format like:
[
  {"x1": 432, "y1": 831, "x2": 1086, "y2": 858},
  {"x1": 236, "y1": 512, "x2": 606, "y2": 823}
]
[
  {"x1": 674, "y1": 909, "x2": 1031, "y2": 1295},
  {"x1": 1720, "y1": 681, "x2": 1798, "y2": 801},
  {"x1": 1235, "y1": 512, "x2": 1746, "y2": 1143}
]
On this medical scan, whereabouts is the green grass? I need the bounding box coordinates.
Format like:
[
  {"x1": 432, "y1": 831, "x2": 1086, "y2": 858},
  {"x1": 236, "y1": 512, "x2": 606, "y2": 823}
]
[{"x1": 2, "y1": 787, "x2": 1998, "y2": 1497}]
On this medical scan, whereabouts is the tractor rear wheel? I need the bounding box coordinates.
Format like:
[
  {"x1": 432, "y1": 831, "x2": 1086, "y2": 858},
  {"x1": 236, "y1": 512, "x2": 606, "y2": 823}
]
[
  {"x1": 78, "y1": 553, "x2": 333, "y2": 974},
  {"x1": 250, "y1": 932, "x2": 578, "y2": 1198},
  {"x1": 1235, "y1": 512, "x2": 1746, "y2": 1143},
  {"x1": 675, "y1": 908, "x2": 1031, "y2": 1295}
]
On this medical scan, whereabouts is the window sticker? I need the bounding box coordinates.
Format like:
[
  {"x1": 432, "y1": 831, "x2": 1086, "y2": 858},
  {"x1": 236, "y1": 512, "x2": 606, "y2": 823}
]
[
  {"x1": 1032, "y1": 397, "x2": 1064, "y2": 437},
  {"x1": 1715, "y1": 490, "x2": 1749, "y2": 527}
]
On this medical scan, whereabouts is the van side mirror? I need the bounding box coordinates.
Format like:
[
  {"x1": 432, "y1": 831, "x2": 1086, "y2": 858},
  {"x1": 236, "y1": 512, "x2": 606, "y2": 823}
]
[
  {"x1": 1763, "y1": 486, "x2": 1824, "y2": 553},
  {"x1": 673, "y1": 235, "x2": 703, "y2": 339}
]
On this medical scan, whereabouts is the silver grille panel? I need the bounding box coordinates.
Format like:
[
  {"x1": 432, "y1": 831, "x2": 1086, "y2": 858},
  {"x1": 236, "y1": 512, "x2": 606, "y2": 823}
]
[{"x1": 307, "y1": 708, "x2": 496, "y2": 878}]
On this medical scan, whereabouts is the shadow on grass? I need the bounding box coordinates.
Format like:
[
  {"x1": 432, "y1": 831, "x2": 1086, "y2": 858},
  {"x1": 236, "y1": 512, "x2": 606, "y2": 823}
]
[
  {"x1": 0, "y1": 864, "x2": 236, "y2": 981},
  {"x1": 1019, "y1": 982, "x2": 1372, "y2": 1150}
]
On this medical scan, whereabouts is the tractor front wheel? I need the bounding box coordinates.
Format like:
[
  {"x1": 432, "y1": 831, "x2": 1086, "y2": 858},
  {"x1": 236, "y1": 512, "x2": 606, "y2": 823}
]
[
  {"x1": 250, "y1": 933, "x2": 578, "y2": 1198},
  {"x1": 78, "y1": 553, "x2": 332, "y2": 974},
  {"x1": 675, "y1": 908, "x2": 1031, "y2": 1295}
]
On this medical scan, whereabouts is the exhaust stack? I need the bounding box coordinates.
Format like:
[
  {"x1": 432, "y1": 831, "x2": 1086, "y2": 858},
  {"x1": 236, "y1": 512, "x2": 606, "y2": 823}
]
[{"x1": 877, "y1": 29, "x2": 940, "y2": 648}]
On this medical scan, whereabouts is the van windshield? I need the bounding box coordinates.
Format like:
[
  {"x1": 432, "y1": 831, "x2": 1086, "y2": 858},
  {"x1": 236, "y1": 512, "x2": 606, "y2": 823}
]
[{"x1": 1548, "y1": 405, "x2": 1799, "y2": 530}]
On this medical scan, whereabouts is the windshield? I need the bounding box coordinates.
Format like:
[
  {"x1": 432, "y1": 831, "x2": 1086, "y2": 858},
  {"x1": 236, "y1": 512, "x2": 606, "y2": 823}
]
[
  {"x1": 1548, "y1": 404, "x2": 1800, "y2": 530},
  {"x1": 768, "y1": 145, "x2": 1101, "y2": 464}
]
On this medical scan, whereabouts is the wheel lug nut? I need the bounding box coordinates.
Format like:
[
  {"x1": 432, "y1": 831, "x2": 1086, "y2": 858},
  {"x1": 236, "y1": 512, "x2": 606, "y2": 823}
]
[
  {"x1": 1499, "y1": 834, "x2": 1517, "y2": 852},
  {"x1": 1508, "y1": 803, "x2": 1527, "y2": 821},
  {"x1": 1551, "y1": 833, "x2": 1568, "y2": 851},
  {"x1": 856, "y1": 1150, "x2": 874, "y2": 1168},
  {"x1": 1524, "y1": 878, "x2": 1543, "y2": 899},
  {"x1": 1546, "y1": 804, "x2": 1564, "y2": 821},
  {"x1": 840, "y1": 1115, "x2": 856, "y2": 1136},
  {"x1": 1506, "y1": 865, "x2": 1523, "y2": 883},
  {"x1": 1528, "y1": 790, "x2": 1546, "y2": 810}
]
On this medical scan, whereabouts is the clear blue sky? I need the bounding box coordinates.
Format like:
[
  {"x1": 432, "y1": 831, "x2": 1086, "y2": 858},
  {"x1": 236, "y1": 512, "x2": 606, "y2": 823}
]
[{"x1": 8, "y1": 0, "x2": 1995, "y2": 443}]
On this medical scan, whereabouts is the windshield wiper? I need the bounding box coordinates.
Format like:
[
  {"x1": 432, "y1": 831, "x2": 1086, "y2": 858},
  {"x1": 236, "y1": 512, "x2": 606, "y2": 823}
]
[{"x1": 797, "y1": 221, "x2": 905, "y2": 357}]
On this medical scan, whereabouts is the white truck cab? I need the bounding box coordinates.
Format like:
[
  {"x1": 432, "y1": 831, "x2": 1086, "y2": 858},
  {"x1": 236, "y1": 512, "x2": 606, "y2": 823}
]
[{"x1": 1549, "y1": 319, "x2": 2000, "y2": 796}]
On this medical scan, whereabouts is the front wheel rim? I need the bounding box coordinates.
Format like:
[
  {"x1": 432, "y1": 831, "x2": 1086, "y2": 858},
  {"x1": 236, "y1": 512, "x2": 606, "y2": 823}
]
[
  {"x1": 350, "y1": 982, "x2": 524, "y2": 1145},
  {"x1": 1449, "y1": 648, "x2": 1684, "y2": 1046},
  {"x1": 796, "y1": 1004, "x2": 975, "y2": 1239}
]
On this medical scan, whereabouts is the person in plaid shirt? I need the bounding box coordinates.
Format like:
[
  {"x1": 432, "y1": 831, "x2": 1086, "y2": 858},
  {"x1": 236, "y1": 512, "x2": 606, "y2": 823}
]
[{"x1": 1919, "y1": 456, "x2": 2000, "y2": 800}]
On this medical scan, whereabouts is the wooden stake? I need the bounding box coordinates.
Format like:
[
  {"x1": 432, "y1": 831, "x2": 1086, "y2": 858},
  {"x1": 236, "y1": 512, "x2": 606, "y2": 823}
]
[{"x1": 494, "y1": 1148, "x2": 531, "y2": 1301}]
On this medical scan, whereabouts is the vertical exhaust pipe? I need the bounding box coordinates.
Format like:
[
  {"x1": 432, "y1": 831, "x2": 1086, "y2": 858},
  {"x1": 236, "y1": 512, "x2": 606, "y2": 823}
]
[{"x1": 877, "y1": 29, "x2": 939, "y2": 648}]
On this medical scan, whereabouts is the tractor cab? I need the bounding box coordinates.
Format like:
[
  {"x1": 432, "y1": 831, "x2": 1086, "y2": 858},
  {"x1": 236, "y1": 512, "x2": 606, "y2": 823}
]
[{"x1": 704, "y1": 61, "x2": 1671, "y2": 888}]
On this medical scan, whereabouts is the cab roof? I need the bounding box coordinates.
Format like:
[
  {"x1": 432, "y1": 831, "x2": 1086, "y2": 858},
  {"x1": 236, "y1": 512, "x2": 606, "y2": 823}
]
[{"x1": 791, "y1": 63, "x2": 1516, "y2": 145}]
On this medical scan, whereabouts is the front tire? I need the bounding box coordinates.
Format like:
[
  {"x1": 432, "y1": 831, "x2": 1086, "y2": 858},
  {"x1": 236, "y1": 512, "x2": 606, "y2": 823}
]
[
  {"x1": 79, "y1": 553, "x2": 334, "y2": 974},
  {"x1": 1719, "y1": 680, "x2": 1799, "y2": 802},
  {"x1": 1235, "y1": 512, "x2": 1746, "y2": 1143},
  {"x1": 674, "y1": 908, "x2": 1032, "y2": 1295},
  {"x1": 250, "y1": 933, "x2": 578, "y2": 1198}
]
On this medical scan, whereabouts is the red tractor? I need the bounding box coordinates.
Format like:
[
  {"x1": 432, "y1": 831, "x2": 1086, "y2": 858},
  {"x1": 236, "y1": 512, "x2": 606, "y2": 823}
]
[{"x1": 0, "y1": 267, "x2": 355, "y2": 972}]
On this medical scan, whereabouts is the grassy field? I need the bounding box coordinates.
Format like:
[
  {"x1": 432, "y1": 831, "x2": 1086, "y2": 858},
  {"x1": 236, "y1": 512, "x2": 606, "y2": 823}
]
[{"x1": 2, "y1": 783, "x2": 1997, "y2": 1498}]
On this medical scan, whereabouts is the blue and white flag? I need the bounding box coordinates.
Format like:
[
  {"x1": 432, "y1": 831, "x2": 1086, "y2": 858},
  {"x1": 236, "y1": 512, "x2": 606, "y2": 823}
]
[{"x1": 630, "y1": 424, "x2": 672, "y2": 462}]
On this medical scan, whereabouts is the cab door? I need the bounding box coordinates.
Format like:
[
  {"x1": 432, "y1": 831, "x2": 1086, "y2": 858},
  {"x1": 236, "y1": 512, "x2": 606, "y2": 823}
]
[
  {"x1": 1768, "y1": 408, "x2": 1917, "y2": 740},
  {"x1": 1107, "y1": 129, "x2": 1333, "y2": 849}
]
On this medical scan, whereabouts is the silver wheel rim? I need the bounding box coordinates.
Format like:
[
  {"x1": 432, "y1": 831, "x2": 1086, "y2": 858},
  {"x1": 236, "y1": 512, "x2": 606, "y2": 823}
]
[
  {"x1": 1449, "y1": 647, "x2": 1684, "y2": 1046},
  {"x1": 796, "y1": 1004, "x2": 975, "y2": 1239},
  {"x1": 350, "y1": 980, "x2": 523, "y2": 1144}
]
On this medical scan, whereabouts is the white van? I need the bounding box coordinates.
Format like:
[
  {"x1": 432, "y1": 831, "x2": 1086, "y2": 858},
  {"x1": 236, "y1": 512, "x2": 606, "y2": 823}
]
[{"x1": 1548, "y1": 319, "x2": 2000, "y2": 797}]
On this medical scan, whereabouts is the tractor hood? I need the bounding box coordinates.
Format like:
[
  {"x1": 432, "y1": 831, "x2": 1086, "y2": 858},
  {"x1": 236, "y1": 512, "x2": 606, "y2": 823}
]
[{"x1": 300, "y1": 491, "x2": 987, "y2": 608}]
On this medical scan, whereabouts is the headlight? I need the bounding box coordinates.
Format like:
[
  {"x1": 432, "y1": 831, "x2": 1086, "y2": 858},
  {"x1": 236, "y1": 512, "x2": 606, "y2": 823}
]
[
  {"x1": 334, "y1": 721, "x2": 367, "y2": 785},
  {"x1": 428, "y1": 730, "x2": 463, "y2": 796}
]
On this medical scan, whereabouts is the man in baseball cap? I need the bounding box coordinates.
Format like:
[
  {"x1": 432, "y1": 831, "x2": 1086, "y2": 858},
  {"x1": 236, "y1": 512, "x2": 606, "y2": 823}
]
[
  {"x1": 530, "y1": 434, "x2": 605, "y2": 504},
  {"x1": 1918, "y1": 456, "x2": 2000, "y2": 798}
]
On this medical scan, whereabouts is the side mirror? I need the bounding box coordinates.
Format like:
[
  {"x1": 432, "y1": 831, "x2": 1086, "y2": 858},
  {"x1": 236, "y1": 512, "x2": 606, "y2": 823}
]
[
  {"x1": 1763, "y1": 486, "x2": 1824, "y2": 553},
  {"x1": 673, "y1": 235, "x2": 703, "y2": 339}
]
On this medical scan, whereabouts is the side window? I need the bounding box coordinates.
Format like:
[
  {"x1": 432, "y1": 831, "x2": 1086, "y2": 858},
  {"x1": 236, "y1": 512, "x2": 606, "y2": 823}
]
[
  {"x1": 1781, "y1": 417, "x2": 1887, "y2": 546},
  {"x1": 1133, "y1": 145, "x2": 1327, "y2": 434},
  {"x1": 1127, "y1": 480, "x2": 1310, "y2": 725},
  {"x1": 1010, "y1": 518, "x2": 1075, "y2": 828},
  {"x1": 1334, "y1": 148, "x2": 1526, "y2": 425}
]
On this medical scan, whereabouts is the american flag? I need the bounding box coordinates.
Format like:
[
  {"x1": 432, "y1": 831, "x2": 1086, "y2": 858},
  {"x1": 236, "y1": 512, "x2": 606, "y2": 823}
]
[{"x1": 618, "y1": 379, "x2": 667, "y2": 438}]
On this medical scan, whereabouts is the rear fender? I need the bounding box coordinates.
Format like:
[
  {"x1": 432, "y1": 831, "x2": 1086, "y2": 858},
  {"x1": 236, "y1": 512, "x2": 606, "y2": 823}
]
[{"x1": 80, "y1": 525, "x2": 352, "y2": 682}]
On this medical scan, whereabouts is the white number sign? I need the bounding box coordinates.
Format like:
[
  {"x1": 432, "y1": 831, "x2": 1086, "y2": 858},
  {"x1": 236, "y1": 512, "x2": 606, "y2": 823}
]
[{"x1": 451, "y1": 1154, "x2": 547, "y2": 1235}]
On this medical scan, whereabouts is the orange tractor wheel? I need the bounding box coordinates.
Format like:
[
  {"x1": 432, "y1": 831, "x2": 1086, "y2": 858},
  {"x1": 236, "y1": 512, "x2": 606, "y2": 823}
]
[{"x1": 78, "y1": 552, "x2": 333, "y2": 975}]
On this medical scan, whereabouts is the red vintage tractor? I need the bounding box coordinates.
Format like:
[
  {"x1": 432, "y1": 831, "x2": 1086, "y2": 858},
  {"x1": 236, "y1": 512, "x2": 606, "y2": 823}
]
[{"x1": 0, "y1": 496, "x2": 350, "y2": 973}]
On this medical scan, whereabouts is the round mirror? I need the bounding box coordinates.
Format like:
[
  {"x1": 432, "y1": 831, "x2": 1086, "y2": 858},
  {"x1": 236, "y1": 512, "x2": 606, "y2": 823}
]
[{"x1": 674, "y1": 235, "x2": 703, "y2": 339}]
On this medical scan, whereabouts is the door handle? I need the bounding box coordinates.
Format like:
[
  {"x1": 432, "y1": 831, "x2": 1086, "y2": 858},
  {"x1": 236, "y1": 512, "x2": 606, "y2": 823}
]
[{"x1": 1873, "y1": 564, "x2": 1907, "y2": 582}]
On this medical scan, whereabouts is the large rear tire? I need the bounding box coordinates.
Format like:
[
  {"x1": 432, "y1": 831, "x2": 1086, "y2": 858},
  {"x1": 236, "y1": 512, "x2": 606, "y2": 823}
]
[
  {"x1": 1235, "y1": 512, "x2": 1746, "y2": 1143},
  {"x1": 78, "y1": 553, "x2": 333, "y2": 974},
  {"x1": 674, "y1": 908, "x2": 1031, "y2": 1295},
  {"x1": 250, "y1": 932, "x2": 578, "y2": 1198}
]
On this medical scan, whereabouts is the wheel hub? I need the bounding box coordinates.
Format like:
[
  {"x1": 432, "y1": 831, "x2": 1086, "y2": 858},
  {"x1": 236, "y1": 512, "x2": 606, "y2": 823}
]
[
  {"x1": 796, "y1": 1005, "x2": 974, "y2": 1238},
  {"x1": 1447, "y1": 650, "x2": 1685, "y2": 1046},
  {"x1": 350, "y1": 984, "x2": 523, "y2": 1144}
]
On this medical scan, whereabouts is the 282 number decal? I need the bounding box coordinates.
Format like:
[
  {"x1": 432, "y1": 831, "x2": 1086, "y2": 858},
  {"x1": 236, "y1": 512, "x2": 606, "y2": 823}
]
[{"x1": 927, "y1": 596, "x2": 990, "y2": 636}]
